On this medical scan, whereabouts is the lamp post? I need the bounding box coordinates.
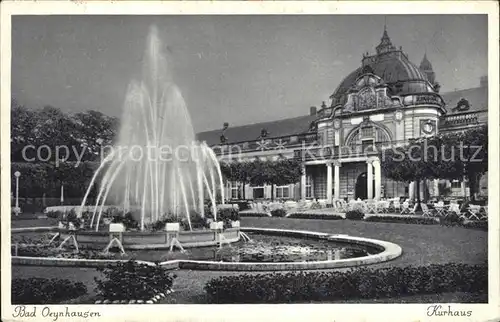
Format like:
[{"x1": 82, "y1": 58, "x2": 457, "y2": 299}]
[
  {"x1": 14, "y1": 171, "x2": 21, "y2": 216},
  {"x1": 60, "y1": 183, "x2": 64, "y2": 205}
]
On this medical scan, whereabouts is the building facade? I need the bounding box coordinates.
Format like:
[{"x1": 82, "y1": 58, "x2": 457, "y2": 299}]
[{"x1": 197, "y1": 27, "x2": 488, "y2": 202}]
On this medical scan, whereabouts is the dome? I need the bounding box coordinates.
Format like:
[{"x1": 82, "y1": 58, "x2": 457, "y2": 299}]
[{"x1": 330, "y1": 28, "x2": 434, "y2": 106}]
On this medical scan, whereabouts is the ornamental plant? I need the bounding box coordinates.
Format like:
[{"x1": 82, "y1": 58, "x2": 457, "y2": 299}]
[
  {"x1": 270, "y1": 208, "x2": 287, "y2": 217},
  {"x1": 345, "y1": 209, "x2": 364, "y2": 220},
  {"x1": 12, "y1": 277, "x2": 87, "y2": 304},
  {"x1": 94, "y1": 260, "x2": 176, "y2": 301},
  {"x1": 286, "y1": 213, "x2": 344, "y2": 220},
  {"x1": 204, "y1": 262, "x2": 487, "y2": 303}
]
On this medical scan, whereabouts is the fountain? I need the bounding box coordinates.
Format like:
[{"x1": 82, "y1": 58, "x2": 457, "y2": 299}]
[{"x1": 79, "y1": 26, "x2": 225, "y2": 232}]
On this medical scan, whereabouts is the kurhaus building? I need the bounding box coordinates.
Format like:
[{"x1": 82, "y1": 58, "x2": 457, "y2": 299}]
[{"x1": 197, "y1": 28, "x2": 488, "y2": 202}]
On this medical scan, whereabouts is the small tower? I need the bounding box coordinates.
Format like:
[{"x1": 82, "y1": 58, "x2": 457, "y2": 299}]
[
  {"x1": 375, "y1": 25, "x2": 396, "y2": 55},
  {"x1": 419, "y1": 52, "x2": 436, "y2": 84}
]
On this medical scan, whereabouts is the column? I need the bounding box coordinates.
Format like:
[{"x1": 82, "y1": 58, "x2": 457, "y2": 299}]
[
  {"x1": 300, "y1": 165, "x2": 307, "y2": 201},
  {"x1": 334, "y1": 161, "x2": 341, "y2": 200},
  {"x1": 366, "y1": 159, "x2": 373, "y2": 200},
  {"x1": 409, "y1": 181, "x2": 415, "y2": 200},
  {"x1": 326, "y1": 163, "x2": 333, "y2": 203},
  {"x1": 461, "y1": 178, "x2": 466, "y2": 198},
  {"x1": 434, "y1": 179, "x2": 440, "y2": 198},
  {"x1": 373, "y1": 158, "x2": 381, "y2": 200}
]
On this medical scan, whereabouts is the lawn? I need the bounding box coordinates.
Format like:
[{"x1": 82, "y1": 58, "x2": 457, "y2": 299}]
[{"x1": 11, "y1": 217, "x2": 488, "y2": 304}]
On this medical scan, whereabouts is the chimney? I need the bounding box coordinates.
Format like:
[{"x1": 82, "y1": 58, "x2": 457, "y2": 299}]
[
  {"x1": 310, "y1": 106, "x2": 317, "y2": 116},
  {"x1": 480, "y1": 76, "x2": 488, "y2": 88}
]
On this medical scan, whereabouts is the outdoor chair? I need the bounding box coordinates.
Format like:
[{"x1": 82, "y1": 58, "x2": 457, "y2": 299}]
[
  {"x1": 392, "y1": 200, "x2": 401, "y2": 213},
  {"x1": 365, "y1": 200, "x2": 377, "y2": 214},
  {"x1": 464, "y1": 204, "x2": 481, "y2": 221},
  {"x1": 401, "y1": 201, "x2": 410, "y2": 214},
  {"x1": 421, "y1": 203, "x2": 433, "y2": 217},
  {"x1": 376, "y1": 200, "x2": 390, "y2": 213},
  {"x1": 337, "y1": 200, "x2": 347, "y2": 212},
  {"x1": 480, "y1": 206, "x2": 488, "y2": 221},
  {"x1": 434, "y1": 201, "x2": 447, "y2": 217},
  {"x1": 448, "y1": 203, "x2": 461, "y2": 216}
]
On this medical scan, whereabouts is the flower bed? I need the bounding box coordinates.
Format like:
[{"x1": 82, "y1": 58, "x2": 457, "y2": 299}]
[
  {"x1": 204, "y1": 262, "x2": 488, "y2": 303},
  {"x1": 239, "y1": 211, "x2": 271, "y2": 217},
  {"x1": 12, "y1": 277, "x2": 87, "y2": 304},
  {"x1": 286, "y1": 213, "x2": 344, "y2": 220},
  {"x1": 93, "y1": 260, "x2": 176, "y2": 303},
  {"x1": 365, "y1": 215, "x2": 438, "y2": 225}
]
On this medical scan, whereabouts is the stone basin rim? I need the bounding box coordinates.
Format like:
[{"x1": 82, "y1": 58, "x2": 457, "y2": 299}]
[{"x1": 11, "y1": 226, "x2": 403, "y2": 271}]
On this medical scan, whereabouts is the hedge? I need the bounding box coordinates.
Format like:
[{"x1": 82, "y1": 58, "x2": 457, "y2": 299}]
[
  {"x1": 239, "y1": 212, "x2": 271, "y2": 217},
  {"x1": 345, "y1": 209, "x2": 364, "y2": 220},
  {"x1": 286, "y1": 213, "x2": 344, "y2": 220},
  {"x1": 94, "y1": 260, "x2": 176, "y2": 301},
  {"x1": 365, "y1": 215, "x2": 438, "y2": 225},
  {"x1": 12, "y1": 277, "x2": 87, "y2": 304},
  {"x1": 204, "y1": 262, "x2": 488, "y2": 303},
  {"x1": 270, "y1": 208, "x2": 287, "y2": 217}
]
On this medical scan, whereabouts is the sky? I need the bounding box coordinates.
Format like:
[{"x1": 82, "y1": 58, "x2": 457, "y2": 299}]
[{"x1": 12, "y1": 15, "x2": 487, "y2": 132}]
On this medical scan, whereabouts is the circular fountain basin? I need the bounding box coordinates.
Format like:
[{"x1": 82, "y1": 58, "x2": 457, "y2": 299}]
[{"x1": 11, "y1": 227, "x2": 402, "y2": 271}]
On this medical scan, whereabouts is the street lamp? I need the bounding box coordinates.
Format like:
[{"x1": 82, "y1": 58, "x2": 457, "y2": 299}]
[{"x1": 14, "y1": 171, "x2": 21, "y2": 216}]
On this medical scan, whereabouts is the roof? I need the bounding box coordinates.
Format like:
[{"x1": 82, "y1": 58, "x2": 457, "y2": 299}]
[
  {"x1": 196, "y1": 114, "x2": 317, "y2": 146},
  {"x1": 196, "y1": 86, "x2": 487, "y2": 146},
  {"x1": 440, "y1": 86, "x2": 488, "y2": 114},
  {"x1": 331, "y1": 28, "x2": 433, "y2": 105}
]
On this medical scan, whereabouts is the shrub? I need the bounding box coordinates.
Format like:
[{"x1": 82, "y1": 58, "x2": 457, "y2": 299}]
[
  {"x1": 345, "y1": 209, "x2": 364, "y2": 220},
  {"x1": 462, "y1": 220, "x2": 488, "y2": 231},
  {"x1": 111, "y1": 211, "x2": 139, "y2": 230},
  {"x1": 46, "y1": 210, "x2": 63, "y2": 219},
  {"x1": 12, "y1": 277, "x2": 87, "y2": 304},
  {"x1": 365, "y1": 215, "x2": 438, "y2": 225},
  {"x1": 218, "y1": 207, "x2": 240, "y2": 222},
  {"x1": 94, "y1": 260, "x2": 176, "y2": 301},
  {"x1": 204, "y1": 262, "x2": 488, "y2": 303},
  {"x1": 287, "y1": 213, "x2": 344, "y2": 220},
  {"x1": 439, "y1": 212, "x2": 464, "y2": 226},
  {"x1": 271, "y1": 208, "x2": 287, "y2": 217},
  {"x1": 239, "y1": 212, "x2": 270, "y2": 218}
]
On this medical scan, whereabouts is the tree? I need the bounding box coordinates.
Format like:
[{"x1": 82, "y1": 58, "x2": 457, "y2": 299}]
[
  {"x1": 380, "y1": 143, "x2": 433, "y2": 208},
  {"x1": 380, "y1": 125, "x2": 488, "y2": 204},
  {"x1": 220, "y1": 161, "x2": 254, "y2": 199},
  {"x1": 71, "y1": 110, "x2": 119, "y2": 161},
  {"x1": 248, "y1": 158, "x2": 302, "y2": 201},
  {"x1": 423, "y1": 125, "x2": 488, "y2": 201}
]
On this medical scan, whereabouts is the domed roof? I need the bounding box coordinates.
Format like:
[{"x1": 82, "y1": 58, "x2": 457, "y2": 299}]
[{"x1": 330, "y1": 28, "x2": 434, "y2": 105}]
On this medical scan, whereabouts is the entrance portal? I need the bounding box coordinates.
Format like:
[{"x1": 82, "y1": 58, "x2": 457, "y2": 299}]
[{"x1": 355, "y1": 172, "x2": 375, "y2": 200}]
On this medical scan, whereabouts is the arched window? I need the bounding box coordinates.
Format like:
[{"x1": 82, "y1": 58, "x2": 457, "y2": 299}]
[{"x1": 345, "y1": 123, "x2": 392, "y2": 147}]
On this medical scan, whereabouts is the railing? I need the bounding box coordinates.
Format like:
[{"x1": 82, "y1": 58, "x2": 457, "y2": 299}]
[
  {"x1": 440, "y1": 110, "x2": 486, "y2": 128},
  {"x1": 211, "y1": 132, "x2": 318, "y2": 155}
]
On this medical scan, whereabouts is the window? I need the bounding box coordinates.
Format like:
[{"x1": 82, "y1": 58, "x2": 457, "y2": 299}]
[
  {"x1": 253, "y1": 187, "x2": 264, "y2": 199},
  {"x1": 362, "y1": 139, "x2": 375, "y2": 152},
  {"x1": 276, "y1": 186, "x2": 290, "y2": 199},
  {"x1": 361, "y1": 126, "x2": 374, "y2": 137},
  {"x1": 305, "y1": 175, "x2": 313, "y2": 198},
  {"x1": 451, "y1": 180, "x2": 469, "y2": 188},
  {"x1": 230, "y1": 181, "x2": 240, "y2": 199}
]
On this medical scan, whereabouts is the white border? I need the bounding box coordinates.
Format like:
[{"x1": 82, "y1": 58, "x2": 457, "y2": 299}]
[{"x1": 1, "y1": 1, "x2": 499, "y2": 322}]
